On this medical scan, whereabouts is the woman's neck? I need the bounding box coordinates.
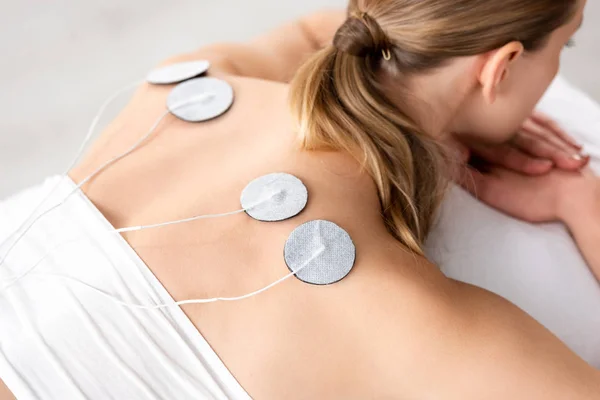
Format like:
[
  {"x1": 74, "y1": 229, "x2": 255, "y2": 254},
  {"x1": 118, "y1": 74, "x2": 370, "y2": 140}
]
[{"x1": 379, "y1": 58, "x2": 477, "y2": 139}]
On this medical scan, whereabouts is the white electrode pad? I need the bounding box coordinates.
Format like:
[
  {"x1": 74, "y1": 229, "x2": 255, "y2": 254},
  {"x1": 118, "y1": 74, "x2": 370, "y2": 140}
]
[
  {"x1": 146, "y1": 60, "x2": 211, "y2": 85},
  {"x1": 241, "y1": 173, "x2": 309, "y2": 222},
  {"x1": 284, "y1": 220, "x2": 356, "y2": 285},
  {"x1": 167, "y1": 77, "x2": 234, "y2": 122}
]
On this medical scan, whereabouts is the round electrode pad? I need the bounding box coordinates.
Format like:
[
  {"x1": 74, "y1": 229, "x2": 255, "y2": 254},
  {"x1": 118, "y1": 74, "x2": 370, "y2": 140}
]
[
  {"x1": 284, "y1": 220, "x2": 356, "y2": 285},
  {"x1": 146, "y1": 60, "x2": 210, "y2": 85},
  {"x1": 241, "y1": 173, "x2": 308, "y2": 222},
  {"x1": 167, "y1": 77, "x2": 234, "y2": 122}
]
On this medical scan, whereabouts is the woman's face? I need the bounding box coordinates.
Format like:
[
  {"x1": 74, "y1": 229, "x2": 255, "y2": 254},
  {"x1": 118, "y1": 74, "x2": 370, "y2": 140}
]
[{"x1": 456, "y1": 0, "x2": 587, "y2": 144}]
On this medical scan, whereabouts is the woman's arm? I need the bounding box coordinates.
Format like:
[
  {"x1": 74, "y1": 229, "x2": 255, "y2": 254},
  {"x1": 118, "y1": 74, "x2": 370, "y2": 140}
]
[
  {"x1": 558, "y1": 171, "x2": 600, "y2": 277},
  {"x1": 163, "y1": 10, "x2": 345, "y2": 82},
  {"x1": 461, "y1": 165, "x2": 600, "y2": 278},
  {"x1": 568, "y1": 211, "x2": 600, "y2": 277}
]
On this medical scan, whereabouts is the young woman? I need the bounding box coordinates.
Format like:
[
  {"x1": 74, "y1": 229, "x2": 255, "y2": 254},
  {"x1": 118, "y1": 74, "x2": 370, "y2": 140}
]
[{"x1": 1, "y1": 0, "x2": 599, "y2": 398}]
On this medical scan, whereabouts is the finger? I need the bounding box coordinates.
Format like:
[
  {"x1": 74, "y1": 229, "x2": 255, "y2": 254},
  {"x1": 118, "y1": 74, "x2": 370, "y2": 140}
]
[
  {"x1": 513, "y1": 131, "x2": 588, "y2": 171},
  {"x1": 457, "y1": 167, "x2": 544, "y2": 222},
  {"x1": 530, "y1": 112, "x2": 583, "y2": 150},
  {"x1": 521, "y1": 118, "x2": 575, "y2": 153},
  {"x1": 523, "y1": 117, "x2": 581, "y2": 155},
  {"x1": 471, "y1": 143, "x2": 553, "y2": 175}
]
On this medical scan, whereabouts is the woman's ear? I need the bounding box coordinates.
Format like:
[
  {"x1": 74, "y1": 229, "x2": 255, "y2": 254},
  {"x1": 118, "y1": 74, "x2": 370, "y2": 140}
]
[{"x1": 479, "y1": 41, "x2": 524, "y2": 104}]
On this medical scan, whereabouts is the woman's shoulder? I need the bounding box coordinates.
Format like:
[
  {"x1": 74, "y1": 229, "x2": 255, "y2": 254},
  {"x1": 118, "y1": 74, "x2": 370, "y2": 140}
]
[
  {"x1": 328, "y1": 248, "x2": 600, "y2": 398},
  {"x1": 70, "y1": 58, "x2": 292, "y2": 186}
]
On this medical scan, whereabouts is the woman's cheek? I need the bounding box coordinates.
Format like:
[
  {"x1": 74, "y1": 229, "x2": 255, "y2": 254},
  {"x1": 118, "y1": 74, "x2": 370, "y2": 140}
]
[{"x1": 540, "y1": 55, "x2": 561, "y2": 93}]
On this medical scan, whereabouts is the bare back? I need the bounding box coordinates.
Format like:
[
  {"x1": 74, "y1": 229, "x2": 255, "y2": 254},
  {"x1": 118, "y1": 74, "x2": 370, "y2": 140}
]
[
  {"x1": 67, "y1": 74, "x2": 442, "y2": 398},
  {"x1": 64, "y1": 65, "x2": 600, "y2": 398}
]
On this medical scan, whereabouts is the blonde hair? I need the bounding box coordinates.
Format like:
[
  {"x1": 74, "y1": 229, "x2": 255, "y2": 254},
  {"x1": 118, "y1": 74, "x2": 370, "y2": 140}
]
[{"x1": 290, "y1": 0, "x2": 576, "y2": 255}]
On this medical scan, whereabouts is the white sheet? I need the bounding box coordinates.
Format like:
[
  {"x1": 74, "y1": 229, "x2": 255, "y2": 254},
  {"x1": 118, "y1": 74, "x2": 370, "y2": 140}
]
[{"x1": 426, "y1": 75, "x2": 600, "y2": 367}]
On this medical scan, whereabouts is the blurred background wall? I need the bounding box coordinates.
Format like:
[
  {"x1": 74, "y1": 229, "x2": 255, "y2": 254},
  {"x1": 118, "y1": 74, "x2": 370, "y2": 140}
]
[{"x1": 0, "y1": 0, "x2": 598, "y2": 198}]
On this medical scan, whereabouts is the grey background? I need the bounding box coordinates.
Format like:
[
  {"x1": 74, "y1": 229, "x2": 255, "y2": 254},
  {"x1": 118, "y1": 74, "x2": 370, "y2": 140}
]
[{"x1": 0, "y1": 0, "x2": 598, "y2": 198}]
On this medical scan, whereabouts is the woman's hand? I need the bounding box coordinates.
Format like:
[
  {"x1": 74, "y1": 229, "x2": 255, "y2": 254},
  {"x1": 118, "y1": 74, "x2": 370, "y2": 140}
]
[
  {"x1": 459, "y1": 164, "x2": 599, "y2": 224},
  {"x1": 453, "y1": 111, "x2": 589, "y2": 176},
  {"x1": 461, "y1": 163, "x2": 600, "y2": 279}
]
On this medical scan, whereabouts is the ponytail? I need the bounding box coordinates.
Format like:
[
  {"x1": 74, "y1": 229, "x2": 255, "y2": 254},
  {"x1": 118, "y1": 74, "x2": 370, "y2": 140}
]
[{"x1": 289, "y1": 14, "x2": 449, "y2": 255}]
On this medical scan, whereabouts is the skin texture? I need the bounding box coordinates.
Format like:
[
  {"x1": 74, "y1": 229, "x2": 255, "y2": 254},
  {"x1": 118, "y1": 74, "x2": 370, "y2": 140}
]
[
  {"x1": 2, "y1": 5, "x2": 600, "y2": 400},
  {"x1": 0, "y1": 381, "x2": 13, "y2": 400}
]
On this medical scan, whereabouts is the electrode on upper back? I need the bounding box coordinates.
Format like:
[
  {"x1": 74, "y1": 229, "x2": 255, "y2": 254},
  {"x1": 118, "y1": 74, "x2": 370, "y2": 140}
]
[{"x1": 0, "y1": 60, "x2": 358, "y2": 309}]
